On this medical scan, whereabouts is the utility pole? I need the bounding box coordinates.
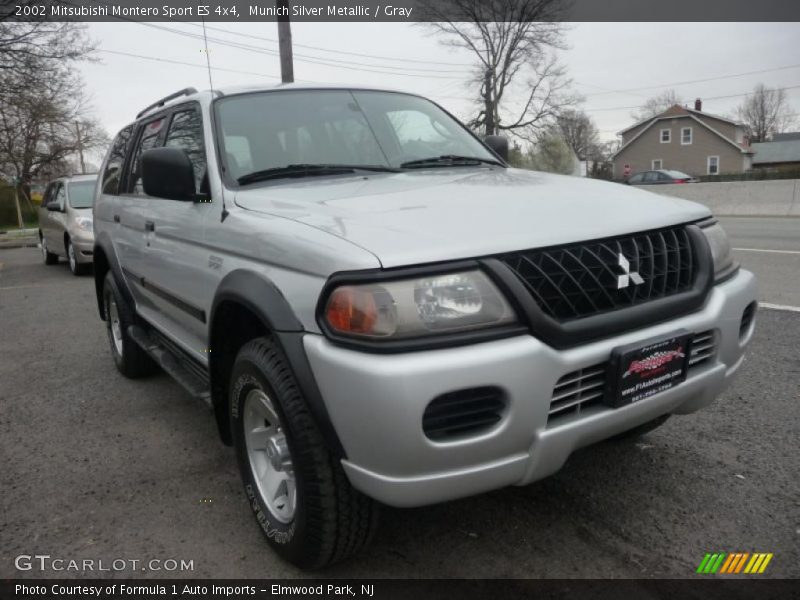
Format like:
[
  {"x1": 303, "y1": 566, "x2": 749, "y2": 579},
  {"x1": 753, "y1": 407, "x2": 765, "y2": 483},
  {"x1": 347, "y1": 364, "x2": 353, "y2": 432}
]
[
  {"x1": 277, "y1": 0, "x2": 294, "y2": 83},
  {"x1": 13, "y1": 182, "x2": 24, "y2": 229},
  {"x1": 484, "y1": 69, "x2": 495, "y2": 136},
  {"x1": 75, "y1": 121, "x2": 86, "y2": 174}
]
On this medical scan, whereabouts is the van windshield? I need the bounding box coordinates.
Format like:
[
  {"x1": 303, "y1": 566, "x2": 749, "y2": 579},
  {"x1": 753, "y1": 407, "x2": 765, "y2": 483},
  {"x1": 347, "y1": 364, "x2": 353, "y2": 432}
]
[
  {"x1": 215, "y1": 90, "x2": 500, "y2": 184},
  {"x1": 68, "y1": 180, "x2": 97, "y2": 208}
]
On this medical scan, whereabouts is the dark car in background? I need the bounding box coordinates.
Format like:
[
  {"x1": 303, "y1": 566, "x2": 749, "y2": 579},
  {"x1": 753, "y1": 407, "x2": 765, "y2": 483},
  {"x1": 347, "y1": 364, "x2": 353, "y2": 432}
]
[{"x1": 626, "y1": 170, "x2": 699, "y2": 185}]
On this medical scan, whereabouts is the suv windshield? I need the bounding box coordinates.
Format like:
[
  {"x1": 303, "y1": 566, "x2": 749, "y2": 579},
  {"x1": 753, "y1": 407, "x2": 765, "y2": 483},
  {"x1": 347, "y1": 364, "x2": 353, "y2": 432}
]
[
  {"x1": 68, "y1": 180, "x2": 97, "y2": 208},
  {"x1": 215, "y1": 90, "x2": 500, "y2": 183}
]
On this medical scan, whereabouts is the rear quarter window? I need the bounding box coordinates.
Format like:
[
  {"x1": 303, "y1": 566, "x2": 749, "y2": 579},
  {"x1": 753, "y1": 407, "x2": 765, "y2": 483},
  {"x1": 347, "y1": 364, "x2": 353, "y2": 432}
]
[{"x1": 101, "y1": 126, "x2": 134, "y2": 195}]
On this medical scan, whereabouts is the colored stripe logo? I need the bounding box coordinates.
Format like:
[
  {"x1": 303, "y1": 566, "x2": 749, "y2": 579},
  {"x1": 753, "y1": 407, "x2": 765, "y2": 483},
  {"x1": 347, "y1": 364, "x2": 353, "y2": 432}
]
[{"x1": 696, "y1": 552, "x2": 773, "y2": 574}]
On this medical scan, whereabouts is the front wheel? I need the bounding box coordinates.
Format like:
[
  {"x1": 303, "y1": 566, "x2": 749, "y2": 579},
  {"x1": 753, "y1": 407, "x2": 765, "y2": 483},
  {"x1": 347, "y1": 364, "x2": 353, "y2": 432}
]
[
  {"x1": 102, "y1": 272, "x2": 157, "y2": 378},
  {"x1": 41, "y1": 234, "x2": 58, "y2": 265},
  {"x1": 230, "y1": 337, "x2": 378, "y2": 568},
  {"x1": 67, "y1": 238, "x2": 89, "y2": 276}
]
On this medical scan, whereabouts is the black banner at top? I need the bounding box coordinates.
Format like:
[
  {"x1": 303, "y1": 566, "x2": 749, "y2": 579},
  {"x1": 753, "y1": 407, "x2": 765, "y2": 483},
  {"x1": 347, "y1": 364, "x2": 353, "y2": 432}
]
[{"x1": 2, "y1": 0, "x2": 800, "y2": 22}]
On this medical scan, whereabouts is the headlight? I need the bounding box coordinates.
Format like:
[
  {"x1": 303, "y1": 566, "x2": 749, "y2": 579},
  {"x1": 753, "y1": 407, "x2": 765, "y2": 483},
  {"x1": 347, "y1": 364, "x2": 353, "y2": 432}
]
[
  {"x1": 322, "y1": 270, "x2": 517, "y2": 340},
  {"x1": 74, "y1": 217, "x2": 93, "y2": 232},
  {"x1": 701, "y1": 222, "x2": 736, "y2": 280}
]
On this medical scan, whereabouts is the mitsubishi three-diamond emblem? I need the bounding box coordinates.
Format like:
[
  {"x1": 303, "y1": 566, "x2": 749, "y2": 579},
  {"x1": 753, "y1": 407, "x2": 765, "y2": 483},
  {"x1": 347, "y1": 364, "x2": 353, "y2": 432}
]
[{"x1": 616, "y1": 253, "x2": 644, "y2": 289}]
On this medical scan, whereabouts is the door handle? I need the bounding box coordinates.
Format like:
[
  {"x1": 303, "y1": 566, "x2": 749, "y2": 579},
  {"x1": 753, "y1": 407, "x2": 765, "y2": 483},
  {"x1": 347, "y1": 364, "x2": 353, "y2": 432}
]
[
  {"x1": 145, "y1": 221, "x2": 155, "y2": 232},
  {"x1": 113, "y1": 215, "x2": 120, "y2": 223}
]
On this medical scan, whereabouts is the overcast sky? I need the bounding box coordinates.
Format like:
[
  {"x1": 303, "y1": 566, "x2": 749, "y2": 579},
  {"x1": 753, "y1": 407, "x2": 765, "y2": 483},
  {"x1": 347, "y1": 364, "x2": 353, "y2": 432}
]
[{"x1": 78, "y1": 21, "x2": 800, "y2": 150}]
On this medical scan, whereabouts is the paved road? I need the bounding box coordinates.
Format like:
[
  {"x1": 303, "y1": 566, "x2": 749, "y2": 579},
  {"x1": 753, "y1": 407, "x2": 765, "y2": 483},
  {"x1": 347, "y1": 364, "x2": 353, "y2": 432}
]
[
  {"x1": 720, "y1": 217, "x2": 800, "y2": 308},
  {"x1": 1, "y1": 225, "x2": 798, "y2": 579}
]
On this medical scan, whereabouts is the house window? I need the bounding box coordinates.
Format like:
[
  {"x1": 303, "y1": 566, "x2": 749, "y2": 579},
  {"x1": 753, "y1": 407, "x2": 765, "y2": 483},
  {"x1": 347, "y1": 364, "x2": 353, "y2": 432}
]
[
  {"x1": 652, "y1": 159, "x2": 663, "y2": 170},
  {"x1": 707, "y1": 156, "x2": 719, "y2": 175},
  {"x1": 681, "y1": 127, "x2": 693, "y2": 145},
  {"x1": 660, "y1": 129, "x2": 671, "y2": 143}
]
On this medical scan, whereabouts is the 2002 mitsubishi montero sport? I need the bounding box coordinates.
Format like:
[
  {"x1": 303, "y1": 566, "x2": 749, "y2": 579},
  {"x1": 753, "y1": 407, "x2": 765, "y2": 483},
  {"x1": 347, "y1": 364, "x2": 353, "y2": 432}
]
[{"x1": 93, "y1": 85, "x2": 757, "y2": 568}]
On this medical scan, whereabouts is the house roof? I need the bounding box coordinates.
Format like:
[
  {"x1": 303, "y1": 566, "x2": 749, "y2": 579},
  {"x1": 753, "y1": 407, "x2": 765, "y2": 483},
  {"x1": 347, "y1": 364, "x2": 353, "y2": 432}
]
[
  {"x1": 611, "y1": 111, "x2": 752, "y2": 160},
  {"x1": 772, "y1": 132, "x2": 800, "y2": 142},
  {"x1": 616, "y1": 105, "x2": 742, "y2": 136},
  {"x1": 752, "y1": 140, "x2": 800, "y2": 164}
]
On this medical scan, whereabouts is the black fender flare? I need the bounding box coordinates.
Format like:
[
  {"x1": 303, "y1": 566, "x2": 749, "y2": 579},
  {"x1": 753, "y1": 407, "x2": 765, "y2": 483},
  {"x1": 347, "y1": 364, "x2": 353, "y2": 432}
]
[
  {"x1": 93, "y1": 233, "x2": 134, "y2": 320},
  {"x1": 209, "y1": 270, "x2": 346, "y2": 458}
]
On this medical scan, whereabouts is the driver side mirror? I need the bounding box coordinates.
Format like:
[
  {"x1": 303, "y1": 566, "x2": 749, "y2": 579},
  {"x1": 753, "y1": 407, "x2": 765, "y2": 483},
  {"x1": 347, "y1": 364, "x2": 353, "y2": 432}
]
[
  {"x1": 142, "y1": 147, "x2": 196, "y2": 201},
  {"x1": 484, "y1": 135, "x2": 509, "y2": 162},
  {"x1": 46, "y1": 201, "x2": 62, "y2": 212}
]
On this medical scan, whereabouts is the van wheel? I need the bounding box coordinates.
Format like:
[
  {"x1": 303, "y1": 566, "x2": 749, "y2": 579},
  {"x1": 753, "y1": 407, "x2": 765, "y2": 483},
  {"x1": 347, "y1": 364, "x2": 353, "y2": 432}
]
[
  {"x1": 103, "y1": 271, "x2": 157, "y2": 378},
  {"x1": 67, "y1": 238, "x2": 89, "y2": 276},
  {"x1": 41, "y1": 234, "x2": 58, "y2": 265},
  {"x1": 609, "y1": 415, "x2": 670, "y2": 442},
  {"x1": 230, "y1": 337, "x2": 378, "y2": 568}
]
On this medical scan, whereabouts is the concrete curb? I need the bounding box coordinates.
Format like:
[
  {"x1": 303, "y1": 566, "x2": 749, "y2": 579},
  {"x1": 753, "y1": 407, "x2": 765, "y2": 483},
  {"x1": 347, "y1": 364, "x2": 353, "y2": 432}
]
[{"x1": 0, "y1": 235, "x2": 38, "y2": 249}]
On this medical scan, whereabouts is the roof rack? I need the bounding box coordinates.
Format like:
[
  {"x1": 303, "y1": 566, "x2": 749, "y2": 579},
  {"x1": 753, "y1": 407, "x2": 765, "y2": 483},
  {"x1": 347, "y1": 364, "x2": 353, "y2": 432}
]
[{"x1": 136, "y1": 87, "x2": 198, "y2": 119}]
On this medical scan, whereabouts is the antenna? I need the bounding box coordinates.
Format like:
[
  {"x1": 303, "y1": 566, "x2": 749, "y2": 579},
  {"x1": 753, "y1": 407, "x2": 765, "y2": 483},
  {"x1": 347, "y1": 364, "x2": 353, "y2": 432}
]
[{"x1": 201, "y1": 18, "x2": 214, "y2": 91}]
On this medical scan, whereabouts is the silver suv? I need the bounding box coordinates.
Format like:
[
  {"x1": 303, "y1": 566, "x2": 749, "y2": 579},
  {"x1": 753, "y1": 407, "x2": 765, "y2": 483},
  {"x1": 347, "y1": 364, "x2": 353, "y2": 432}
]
[
  {"x1": 39, "y1": 174, "x2": 97, "y2": 275},
  {"x1": 93, "y1": 85, "x2": 758, "y2": 568}
]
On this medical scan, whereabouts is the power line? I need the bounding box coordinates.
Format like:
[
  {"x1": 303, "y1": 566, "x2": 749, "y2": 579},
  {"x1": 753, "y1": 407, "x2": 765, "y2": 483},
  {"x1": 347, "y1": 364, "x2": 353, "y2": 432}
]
[
  {"x1": 128, "y1": 21, "x2": 465, "y2": 79},
  {"x1": 98, "y1": 49, "x2": 282, "y2": 79},
  {"x1": 580, "y1": 63, "x2": 800, "y2": 98},
  {"x1": 182, "y1": 22, "x2": 473, "y2": 67},
  {"x1": 584, "y1": 84, "x2": 800, "y2": 112}
]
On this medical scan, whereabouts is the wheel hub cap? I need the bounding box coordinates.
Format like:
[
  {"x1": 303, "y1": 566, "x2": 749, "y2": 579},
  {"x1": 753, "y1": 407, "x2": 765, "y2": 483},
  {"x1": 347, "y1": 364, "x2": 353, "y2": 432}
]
[{"x1": 243, "y1": 388, "x2": 296, "y2": 523}]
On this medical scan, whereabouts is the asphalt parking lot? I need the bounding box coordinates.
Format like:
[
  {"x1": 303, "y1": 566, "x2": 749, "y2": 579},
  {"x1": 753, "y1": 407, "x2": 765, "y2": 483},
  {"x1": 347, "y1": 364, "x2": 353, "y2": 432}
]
[{"x1": 1, "y1": 217, "x2": 798, "y2": 579}]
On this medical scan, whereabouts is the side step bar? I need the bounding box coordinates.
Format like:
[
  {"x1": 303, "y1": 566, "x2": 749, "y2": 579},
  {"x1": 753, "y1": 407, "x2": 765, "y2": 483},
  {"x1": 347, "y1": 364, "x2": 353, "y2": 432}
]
[{"x1": 128, "y1": 325, "x2": 212, "y2": 409}]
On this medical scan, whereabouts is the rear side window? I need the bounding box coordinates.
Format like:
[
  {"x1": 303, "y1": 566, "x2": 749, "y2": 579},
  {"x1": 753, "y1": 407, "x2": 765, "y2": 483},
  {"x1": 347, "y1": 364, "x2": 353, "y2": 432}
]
[
  {"x1": 643, "y1": 171, "x2": 659, "y2": 183},
  {"x1": 101, "y1": 126, "x2": 133, "y2": 195},
  {"x1": 128, "y1": 117, "x2": 167, "y2": 195},
  {"x1": 164, "y1": 109, "x2": 207, "y2": 193},
  {"x1": 628, "y1": 173, "x2": 643, "y2": 184}
]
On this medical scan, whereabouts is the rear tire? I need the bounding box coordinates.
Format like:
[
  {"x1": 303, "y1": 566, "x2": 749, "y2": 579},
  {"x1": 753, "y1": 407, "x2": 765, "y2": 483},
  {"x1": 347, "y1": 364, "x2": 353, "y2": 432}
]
[
  {"x1": 41, "y1": 234, "x2": 58, "y2": 265},
  {"x1": 103, "y1": 271, "x2": 157, "y2": 378},
  {"x1": 230, "y1": 337, "x2": 378, "y2": 569},
  {"x1": 609, "y1": 414, "x2": 670, "y2": 442}
]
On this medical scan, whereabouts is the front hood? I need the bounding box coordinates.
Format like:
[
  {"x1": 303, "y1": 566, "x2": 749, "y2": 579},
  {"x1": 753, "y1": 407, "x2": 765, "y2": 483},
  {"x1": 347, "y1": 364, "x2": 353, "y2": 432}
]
[{"x1": 234, "y1": 168, "x2": 710, "y2": 268}]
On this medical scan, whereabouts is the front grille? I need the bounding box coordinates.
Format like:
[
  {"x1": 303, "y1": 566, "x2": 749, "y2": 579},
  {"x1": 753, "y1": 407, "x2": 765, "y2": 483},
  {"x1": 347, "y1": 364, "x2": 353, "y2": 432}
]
[
  {"x1": 549, "y1": 365, "x2": 606, "y2": 419},
  {"x1": 548, "y1": 329, "x2": 717, "y2": 424},
  {"x1": 499, "y1": 225, "x2": 696, "y2": 322},
  {"x1": 688, "y1": 329, "x2": 717, "y2": 369},
  {"x1": 422, "y1": 387, "x2": 505, "y2": 441}
]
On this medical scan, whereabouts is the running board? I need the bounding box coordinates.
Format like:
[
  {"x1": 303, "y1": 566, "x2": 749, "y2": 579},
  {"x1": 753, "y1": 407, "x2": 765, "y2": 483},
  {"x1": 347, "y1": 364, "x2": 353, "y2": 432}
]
[{"x1": 128, "y1": 325, "x2": 212, "y2": 409}]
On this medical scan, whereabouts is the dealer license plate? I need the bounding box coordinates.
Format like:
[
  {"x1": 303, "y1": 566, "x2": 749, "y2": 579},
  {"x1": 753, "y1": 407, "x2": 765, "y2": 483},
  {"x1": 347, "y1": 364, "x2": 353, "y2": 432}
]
[{"x1": 604, "y1": 331, "x2": 692, "y2": 408}]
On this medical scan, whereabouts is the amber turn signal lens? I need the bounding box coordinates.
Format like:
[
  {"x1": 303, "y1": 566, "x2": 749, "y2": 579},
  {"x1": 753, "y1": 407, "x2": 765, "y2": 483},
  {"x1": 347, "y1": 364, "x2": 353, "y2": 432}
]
[{"x1": 325, "y1": 286, "x2": 378, "y2": 335}]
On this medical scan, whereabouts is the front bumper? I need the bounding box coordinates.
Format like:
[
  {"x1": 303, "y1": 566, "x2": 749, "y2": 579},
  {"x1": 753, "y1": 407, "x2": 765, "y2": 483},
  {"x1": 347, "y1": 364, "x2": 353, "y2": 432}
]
[
  {"x1": 304, "y1": 269, "x2": 758, "y2": 507},
  {"x1": 70, "y1": 234, "x2": 95, "y2": 263}
]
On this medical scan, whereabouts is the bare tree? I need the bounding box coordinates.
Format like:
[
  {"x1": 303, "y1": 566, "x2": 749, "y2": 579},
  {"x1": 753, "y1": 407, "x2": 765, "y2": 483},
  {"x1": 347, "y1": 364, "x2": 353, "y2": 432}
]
[
  {"x1": 631, "y1": 90, "x2": 684, "y2": 122},
  {"x1": 0, "y1": 20, "x2": 105, "y2": 197},
  {"x1": 0, "y1": 18, "x2": 94, "y2": 98},
  {"x1": 553, "y1": 109, "x2": 599, "y2": 161},
  {"x1": 736, "y1": 84, "x2": 796, "y2": 142},
  {"x1": 422, "y1": 0, "x2": 577, "y2": 141}
]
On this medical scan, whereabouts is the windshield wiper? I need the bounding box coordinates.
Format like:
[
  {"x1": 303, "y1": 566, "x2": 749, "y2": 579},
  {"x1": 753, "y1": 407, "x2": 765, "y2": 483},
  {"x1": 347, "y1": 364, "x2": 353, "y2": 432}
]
[
  {"x1": 400, "y1": 155, "x2": 504, "y2": 169},
  {"x1": 236, "y1": 164, "x2": 399, "y2": 185}
]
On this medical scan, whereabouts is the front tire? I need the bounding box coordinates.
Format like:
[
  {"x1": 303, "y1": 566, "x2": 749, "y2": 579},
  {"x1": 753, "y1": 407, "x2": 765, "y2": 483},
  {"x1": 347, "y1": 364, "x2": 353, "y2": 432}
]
[
  {"x1": 41, "y1": 234, "x2": 58, "y2": 265},
  {"x1": 103, "y1": 272, "x2": 157, "y2": 378},
  {"x1": 67, "y1": 238, "x2": 89, "y2": 276},
  {"x1": 230, "y1": 337, "x2": 378, "y2": 569}
]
